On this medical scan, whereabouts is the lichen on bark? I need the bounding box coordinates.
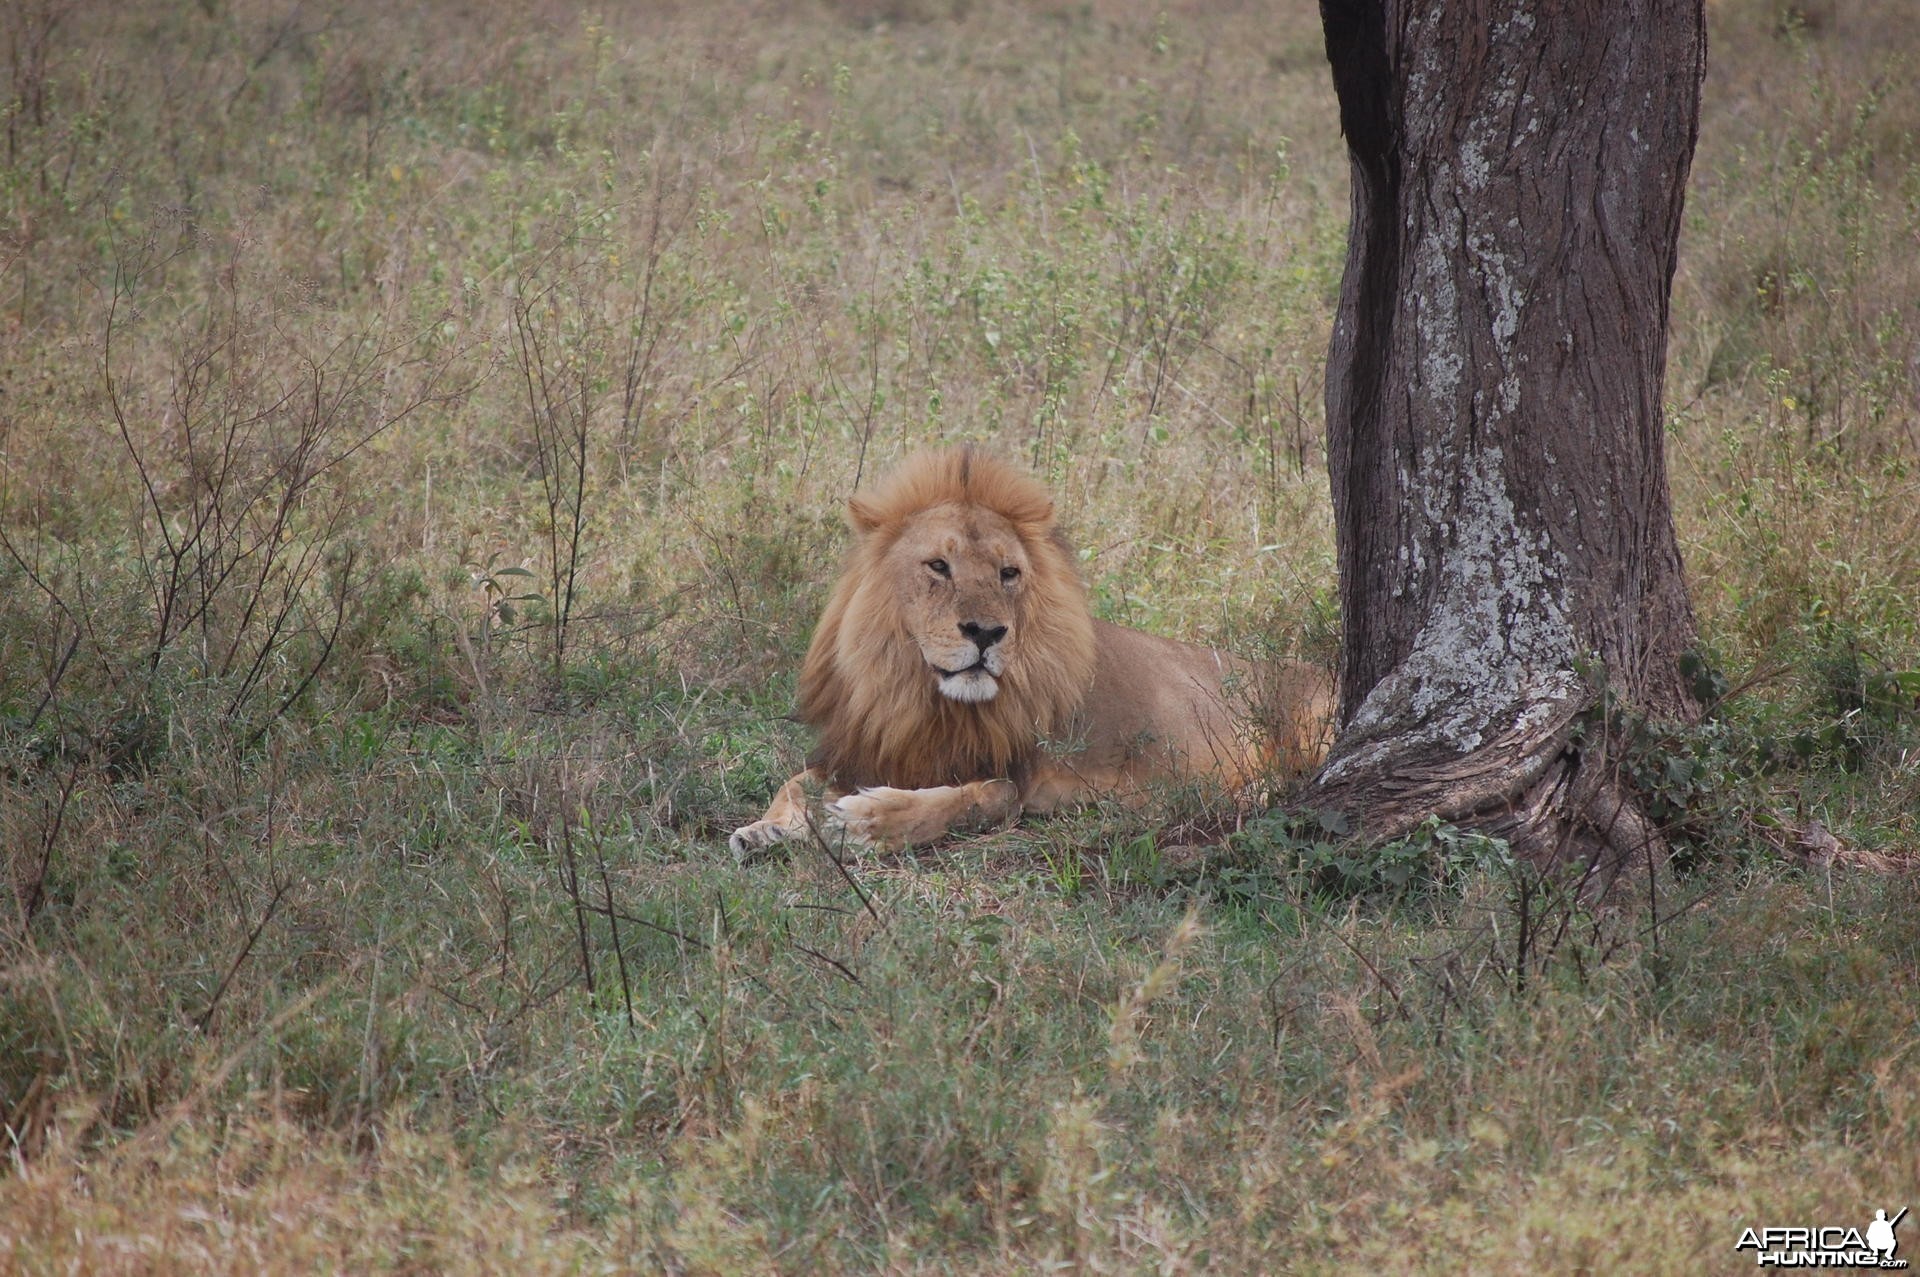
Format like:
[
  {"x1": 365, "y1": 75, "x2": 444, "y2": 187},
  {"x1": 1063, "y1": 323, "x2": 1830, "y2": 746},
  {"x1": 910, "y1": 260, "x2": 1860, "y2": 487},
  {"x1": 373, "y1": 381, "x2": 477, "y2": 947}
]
[{"x1": 1324, "y1": 445, "x2": 1581, "y2": 781}]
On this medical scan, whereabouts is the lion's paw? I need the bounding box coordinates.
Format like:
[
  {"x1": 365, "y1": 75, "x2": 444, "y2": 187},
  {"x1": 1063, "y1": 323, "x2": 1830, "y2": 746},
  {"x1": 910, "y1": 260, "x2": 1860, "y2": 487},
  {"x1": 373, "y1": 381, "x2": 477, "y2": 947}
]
[
  {"x1": 729, "y1": 818, "x2": 800, "y2": 864},
  {"x1": 826, "y1": 786, "x2": 920, "y2": 848}
]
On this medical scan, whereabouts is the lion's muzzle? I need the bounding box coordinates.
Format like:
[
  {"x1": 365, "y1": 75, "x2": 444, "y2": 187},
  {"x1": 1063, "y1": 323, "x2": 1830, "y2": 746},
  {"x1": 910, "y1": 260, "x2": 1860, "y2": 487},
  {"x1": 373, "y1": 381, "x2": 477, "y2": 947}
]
[{"x1": 931, "y1": 619, "x2": 1009, "y2": 702}]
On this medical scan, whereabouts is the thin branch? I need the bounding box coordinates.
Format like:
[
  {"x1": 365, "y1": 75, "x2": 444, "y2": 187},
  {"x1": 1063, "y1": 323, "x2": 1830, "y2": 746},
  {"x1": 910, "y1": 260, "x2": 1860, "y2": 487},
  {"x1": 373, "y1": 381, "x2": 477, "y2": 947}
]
[{"x1": 193, "y1": 877, "x2": 290, "y2": 1033}]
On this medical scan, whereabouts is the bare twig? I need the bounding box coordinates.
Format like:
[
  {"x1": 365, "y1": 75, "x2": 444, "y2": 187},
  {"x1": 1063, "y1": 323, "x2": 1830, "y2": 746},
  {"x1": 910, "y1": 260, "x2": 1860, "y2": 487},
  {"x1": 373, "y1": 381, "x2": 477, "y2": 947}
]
[
  {"x1": 553, "y1": 809, "x2": 597, "y2": 1007},
  {"x1": 586, "y1": 814, "x2": 637, "y2": 1033},
  {"x1": 17, "y1": 754, "x2": 83, "y2": 926},
  {"x1": 193, "y1": 876, "x2": 290, "y2": 1033}
]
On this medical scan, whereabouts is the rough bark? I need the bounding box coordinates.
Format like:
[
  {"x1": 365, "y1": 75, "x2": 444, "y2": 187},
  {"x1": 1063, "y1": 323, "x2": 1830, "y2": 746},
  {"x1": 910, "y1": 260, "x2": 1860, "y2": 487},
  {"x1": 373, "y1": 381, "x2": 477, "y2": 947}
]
[{"x1": 1314, "y1": 0, "x2": 1706, "y2": 880}]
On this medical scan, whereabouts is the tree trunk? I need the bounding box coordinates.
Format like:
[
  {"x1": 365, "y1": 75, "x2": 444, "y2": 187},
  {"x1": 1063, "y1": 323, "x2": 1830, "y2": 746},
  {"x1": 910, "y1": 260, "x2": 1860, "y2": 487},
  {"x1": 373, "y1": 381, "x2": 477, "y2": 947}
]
[{"x1": 1314, "y1": 0, "x2": 1706, "y2": 880}]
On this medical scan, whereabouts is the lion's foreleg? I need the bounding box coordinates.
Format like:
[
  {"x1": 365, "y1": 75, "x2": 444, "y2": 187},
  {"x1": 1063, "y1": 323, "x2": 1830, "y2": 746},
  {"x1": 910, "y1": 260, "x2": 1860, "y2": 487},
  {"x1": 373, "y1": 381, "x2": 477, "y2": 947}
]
[
  {"x1": 1019, "y1": 756, "x2": 1131, "y2": 815},
  {"x1": 729, "y1": 767, "x2": 832, "y2": 862},
  {"x1": 828, "y1": 778, "x2": 1021, "y2": 849}
]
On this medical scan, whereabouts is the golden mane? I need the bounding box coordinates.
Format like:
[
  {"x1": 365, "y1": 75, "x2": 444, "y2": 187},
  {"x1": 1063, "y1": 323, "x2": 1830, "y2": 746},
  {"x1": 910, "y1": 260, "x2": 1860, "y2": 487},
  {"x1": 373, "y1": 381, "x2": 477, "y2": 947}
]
[{"x1": 796, "y1": 446, "x2": 1098, "y2": 791}]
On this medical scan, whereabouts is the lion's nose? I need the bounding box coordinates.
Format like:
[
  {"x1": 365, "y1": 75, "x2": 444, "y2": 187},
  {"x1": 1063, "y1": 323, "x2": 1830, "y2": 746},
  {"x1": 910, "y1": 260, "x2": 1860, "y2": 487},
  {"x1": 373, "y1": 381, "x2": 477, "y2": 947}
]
[{"x1": 958, "y1": 621, "x2": 1008, "y2": 652}]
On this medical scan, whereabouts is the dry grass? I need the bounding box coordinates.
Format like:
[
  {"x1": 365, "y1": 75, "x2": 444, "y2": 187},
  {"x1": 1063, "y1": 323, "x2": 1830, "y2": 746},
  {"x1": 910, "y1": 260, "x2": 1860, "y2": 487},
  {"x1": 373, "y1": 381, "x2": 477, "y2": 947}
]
[{"x1": 2, "y1": 0, "x2": 1918, "y2": 1270}]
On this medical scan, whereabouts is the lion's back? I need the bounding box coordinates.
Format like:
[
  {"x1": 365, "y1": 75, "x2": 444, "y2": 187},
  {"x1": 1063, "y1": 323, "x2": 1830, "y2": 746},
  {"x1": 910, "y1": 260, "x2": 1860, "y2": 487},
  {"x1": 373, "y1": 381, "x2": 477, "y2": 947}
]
[{"x1": 1072, "y1": 619, "x2": 1333, "y2": 785}]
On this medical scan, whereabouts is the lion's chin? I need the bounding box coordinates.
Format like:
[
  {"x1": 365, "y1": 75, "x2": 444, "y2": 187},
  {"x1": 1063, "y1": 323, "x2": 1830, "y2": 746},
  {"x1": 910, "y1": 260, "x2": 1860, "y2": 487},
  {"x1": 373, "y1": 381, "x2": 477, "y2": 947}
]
[{"x1": 937, "y1": 669, "x2": 1001, "y2": 703}]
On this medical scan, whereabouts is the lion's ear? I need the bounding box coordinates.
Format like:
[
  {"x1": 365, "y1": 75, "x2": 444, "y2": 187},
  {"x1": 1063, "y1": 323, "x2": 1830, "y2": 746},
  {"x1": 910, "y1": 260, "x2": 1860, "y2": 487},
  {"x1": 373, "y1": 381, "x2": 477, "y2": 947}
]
[
  {"x1": 1012, "y1": 499, "x2": 1056, "y2": 542},
  {"x1": 847, "y1": 494, "x2": 884, "y2": 534}
]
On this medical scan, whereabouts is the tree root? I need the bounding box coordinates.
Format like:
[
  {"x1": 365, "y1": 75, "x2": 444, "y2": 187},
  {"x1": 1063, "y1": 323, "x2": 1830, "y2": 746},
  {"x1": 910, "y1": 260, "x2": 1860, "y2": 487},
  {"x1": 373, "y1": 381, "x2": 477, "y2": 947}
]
[{"x1": 1308, "y1": 704, "x2": 1667, "y2": 899}]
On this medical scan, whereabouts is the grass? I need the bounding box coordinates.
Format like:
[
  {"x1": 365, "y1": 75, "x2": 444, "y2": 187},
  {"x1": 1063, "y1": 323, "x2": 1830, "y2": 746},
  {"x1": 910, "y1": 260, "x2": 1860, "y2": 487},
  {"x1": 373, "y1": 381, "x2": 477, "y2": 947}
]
[{"x1": 3, "y1": 0, "x2": 1918, "y2": 1270}]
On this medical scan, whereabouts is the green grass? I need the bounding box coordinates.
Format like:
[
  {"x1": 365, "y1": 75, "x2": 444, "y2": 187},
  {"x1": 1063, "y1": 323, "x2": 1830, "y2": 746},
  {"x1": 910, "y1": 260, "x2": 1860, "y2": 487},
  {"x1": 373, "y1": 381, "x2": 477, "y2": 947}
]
[{"x1": 3, "y1": 0, "x2": 1919, "y2": 1270}]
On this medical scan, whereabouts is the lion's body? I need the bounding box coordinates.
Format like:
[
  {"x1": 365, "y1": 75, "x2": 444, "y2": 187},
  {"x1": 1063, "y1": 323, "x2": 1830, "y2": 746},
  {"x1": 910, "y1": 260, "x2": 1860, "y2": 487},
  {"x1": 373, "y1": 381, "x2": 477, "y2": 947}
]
[{"x1": 728, "y1": 447, "x2": 1333, "y2": 856}]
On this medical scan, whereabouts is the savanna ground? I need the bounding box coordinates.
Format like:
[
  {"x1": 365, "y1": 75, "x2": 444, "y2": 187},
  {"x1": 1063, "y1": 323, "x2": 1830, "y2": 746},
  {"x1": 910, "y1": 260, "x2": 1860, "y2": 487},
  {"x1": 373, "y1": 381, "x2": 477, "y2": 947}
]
[{"x1": 2, "y1": 0, "x2": 1918, "y2": 1271}]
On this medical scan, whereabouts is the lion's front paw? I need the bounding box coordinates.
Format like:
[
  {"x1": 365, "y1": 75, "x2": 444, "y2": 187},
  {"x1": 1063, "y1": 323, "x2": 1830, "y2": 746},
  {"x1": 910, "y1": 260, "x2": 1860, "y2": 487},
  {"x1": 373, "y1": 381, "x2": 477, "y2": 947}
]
[
  {"x1": 729, "y1": 818, "x2": 800, "y2": 864},
  {"x1": 826, "y1": 786, "x2": 921, "y2": 849}
]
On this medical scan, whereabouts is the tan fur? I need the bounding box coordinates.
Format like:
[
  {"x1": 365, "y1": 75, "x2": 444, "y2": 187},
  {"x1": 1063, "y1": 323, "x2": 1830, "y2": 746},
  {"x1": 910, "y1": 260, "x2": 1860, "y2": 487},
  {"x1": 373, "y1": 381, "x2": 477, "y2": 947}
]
[{"x1": 728, "y1": 446, "x2": 1333, "y2": 857}]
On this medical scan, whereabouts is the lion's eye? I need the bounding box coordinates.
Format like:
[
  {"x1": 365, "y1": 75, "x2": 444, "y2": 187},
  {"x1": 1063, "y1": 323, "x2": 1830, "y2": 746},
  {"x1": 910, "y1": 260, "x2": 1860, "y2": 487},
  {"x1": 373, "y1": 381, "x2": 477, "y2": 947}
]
[
  {"x1": 927, "y1": 559, "x2": 950, "y2": 577},
  {"x1": 1000, "y1": 565, "x2": 1021, "y2": 583}
]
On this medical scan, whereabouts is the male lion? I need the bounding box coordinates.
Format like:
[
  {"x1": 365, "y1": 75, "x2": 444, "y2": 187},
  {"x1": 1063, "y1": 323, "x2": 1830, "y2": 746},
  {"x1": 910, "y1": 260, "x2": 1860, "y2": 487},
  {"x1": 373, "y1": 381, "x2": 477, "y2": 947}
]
[{"x1": 729, "y1": 446, "x2": 1333, "y2": 857}]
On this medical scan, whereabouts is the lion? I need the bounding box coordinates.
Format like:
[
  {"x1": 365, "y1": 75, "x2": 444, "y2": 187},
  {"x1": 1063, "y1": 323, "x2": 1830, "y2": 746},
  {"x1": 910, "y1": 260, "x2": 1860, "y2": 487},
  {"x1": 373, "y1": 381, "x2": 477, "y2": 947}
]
[{"x1": 728, "y1": 446, "x2": 1334, "y2": 857}]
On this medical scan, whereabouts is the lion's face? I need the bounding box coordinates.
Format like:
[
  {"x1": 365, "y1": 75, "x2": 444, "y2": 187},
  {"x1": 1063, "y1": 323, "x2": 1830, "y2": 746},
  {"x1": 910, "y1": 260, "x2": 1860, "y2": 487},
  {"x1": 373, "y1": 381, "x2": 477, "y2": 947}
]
[
  {"x1": 798, "y1": 445, "x2": 1097, "y2": 791},
  {"x1": 886, "y1": 503, "x2": 1034, "y2": 704}
]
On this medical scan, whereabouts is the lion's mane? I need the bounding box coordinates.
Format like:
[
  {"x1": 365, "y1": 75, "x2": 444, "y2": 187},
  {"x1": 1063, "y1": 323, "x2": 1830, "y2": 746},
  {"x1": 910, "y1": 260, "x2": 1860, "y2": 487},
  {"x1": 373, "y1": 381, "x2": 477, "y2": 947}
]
[{"x1": 797, "y1": 446, "x2": 1097, "y2": 791}]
